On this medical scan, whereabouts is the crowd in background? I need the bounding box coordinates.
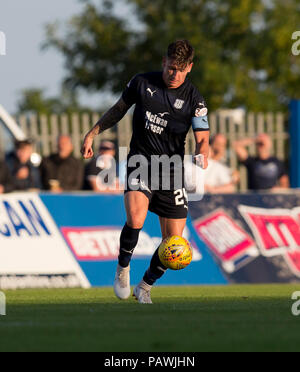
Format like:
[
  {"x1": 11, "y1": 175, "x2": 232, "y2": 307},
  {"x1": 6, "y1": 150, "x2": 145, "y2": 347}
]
[{"x1": 0, "y1": 133, "x2": 290, "y2": 195}]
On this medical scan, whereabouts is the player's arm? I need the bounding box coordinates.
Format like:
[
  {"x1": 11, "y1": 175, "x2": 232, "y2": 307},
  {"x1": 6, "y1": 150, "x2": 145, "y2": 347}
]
[
  {"x1": 191, "y1": 96, "x2": 210, "y2": 169},
  {"x1": 81, "y1": 98, "x2": 131, "y2": 159},
  {"x1": 273, "y1": 162, "x2": 290, "y2": 190},
  {"x1": 194, "y1": 130, "x2": 210, "y2": 170}
]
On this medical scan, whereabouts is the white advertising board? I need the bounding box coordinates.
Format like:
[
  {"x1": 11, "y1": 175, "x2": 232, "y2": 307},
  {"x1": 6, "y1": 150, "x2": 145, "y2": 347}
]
[{"x1": 0, "y1": 193, "x2": 89, "y2": 289}]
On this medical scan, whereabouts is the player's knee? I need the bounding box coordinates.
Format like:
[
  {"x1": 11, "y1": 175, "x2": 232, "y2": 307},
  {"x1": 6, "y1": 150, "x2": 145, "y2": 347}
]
[
  {"x1": 126, "y1": 209, "x2": 146, "y2": 229},
  {"x1": 164, "y1": 231, "x2": 183, "y2": 239},
  {"x1": 127, "y1": 217, "x2": 144, "y2": 230}
]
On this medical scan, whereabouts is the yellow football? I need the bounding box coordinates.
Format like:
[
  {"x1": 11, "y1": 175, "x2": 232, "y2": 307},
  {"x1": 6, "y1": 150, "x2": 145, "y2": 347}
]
[{"x1": 158, "y1": 236, "x2": 193, "y2": 270}]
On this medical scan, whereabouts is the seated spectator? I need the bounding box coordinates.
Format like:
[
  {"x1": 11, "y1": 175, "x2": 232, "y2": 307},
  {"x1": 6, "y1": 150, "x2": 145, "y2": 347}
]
[
  {"x1": 40, "y1": 135, "x2": 84, "y2": 192},
  {"x1": 233, "y1": 134, "x2": 289, "y2": 191},
  {"x1": 209, "y1": 133, "x2": 228, "y2": 163},
  {"x1": 204, "y1": 134, "x2": 237, "y2": 194},
  {"x1": 209, "y1": 134, "x2": 240, "y2": 183},
  {"x1": 0, "y1": 161, "x2": 14, "y2": 194},
  {"x1": 6, "y1": 140, "x2": 41, "y2": 191},
  {"x1": 84, "y1": 140, "x2": 121, "y2": 194}
]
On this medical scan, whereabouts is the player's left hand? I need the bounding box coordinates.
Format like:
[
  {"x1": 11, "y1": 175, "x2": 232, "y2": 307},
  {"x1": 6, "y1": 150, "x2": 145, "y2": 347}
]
[{"x1": 194, "y1": 154, "x2": 208, "y2": 169}]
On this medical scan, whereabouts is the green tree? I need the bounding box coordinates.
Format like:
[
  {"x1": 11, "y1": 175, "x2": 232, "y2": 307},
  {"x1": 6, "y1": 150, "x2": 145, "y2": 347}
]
[
  {"x1": 17, "y1": 88, "x2": 94, "y2": 115},
  {"x1": 44, "y1": 0, "x2": 300, "y2": 112}
]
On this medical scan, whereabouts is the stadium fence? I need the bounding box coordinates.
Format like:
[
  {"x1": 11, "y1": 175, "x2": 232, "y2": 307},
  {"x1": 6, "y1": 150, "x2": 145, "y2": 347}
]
[{"x1": 0, "y1": 111, "x2": 288, "y2": 191}]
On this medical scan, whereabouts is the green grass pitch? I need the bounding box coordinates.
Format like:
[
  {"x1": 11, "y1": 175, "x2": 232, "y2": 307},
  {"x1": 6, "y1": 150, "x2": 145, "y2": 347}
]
[{"x1": 0, "y1": 284, "x2": 300, "y2": 352}]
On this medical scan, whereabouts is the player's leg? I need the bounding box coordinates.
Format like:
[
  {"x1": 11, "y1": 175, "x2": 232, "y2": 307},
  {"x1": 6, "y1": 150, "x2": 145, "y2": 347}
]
[
  {"x1": 159, "y1": 217, "x2": 187, "y2": 239},
  {"x1": 114, "y1": 191, "x2": 149, "y2": 300},
  {"x1": 134, "y1": 217, "x2": 186, "y2": 304},
  {"x1": 144, "y1": 217, "x2": 187, "y2": 284},
  {"x1": 119, "y1": 191, "x2": 149, "y2": 266}
]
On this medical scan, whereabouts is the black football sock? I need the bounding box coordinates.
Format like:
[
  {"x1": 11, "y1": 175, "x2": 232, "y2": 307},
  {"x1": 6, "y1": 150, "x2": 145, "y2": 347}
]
[
  {"x1": 118, "y1": 223, "x2": 142, "y2": 268},
  {"x1": 143, "y1": 247, "x2": 168, "y2": 286}
]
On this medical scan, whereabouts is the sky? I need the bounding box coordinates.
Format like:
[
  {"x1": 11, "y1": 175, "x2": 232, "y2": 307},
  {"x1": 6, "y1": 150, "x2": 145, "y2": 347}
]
[{"x1": 0, "y1": 0, "x2": 118, "y2": 114}]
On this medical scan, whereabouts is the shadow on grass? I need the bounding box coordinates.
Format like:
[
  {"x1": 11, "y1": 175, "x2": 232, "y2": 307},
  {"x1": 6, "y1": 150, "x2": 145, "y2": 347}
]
[{"x1": 0, "y1": 294, "x2": 299, "y2": 352}]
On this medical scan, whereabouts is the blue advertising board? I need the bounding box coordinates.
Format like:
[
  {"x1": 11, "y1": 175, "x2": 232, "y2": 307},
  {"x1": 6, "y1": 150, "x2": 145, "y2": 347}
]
[
  {"x1": 2, "y1": 191, "x2": 299, "y2": 290},
  {"x1": 40, "y1": 194, "x2": 227, "y2": 287}
]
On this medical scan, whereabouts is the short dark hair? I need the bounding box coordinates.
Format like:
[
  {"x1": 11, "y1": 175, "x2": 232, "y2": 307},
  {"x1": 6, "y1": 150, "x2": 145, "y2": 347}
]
[
  {"x1": 167, "y1": 40, "x2": 195, "y2": 69},
  {"x1": 15, "y1": 139, "x2": 33, "y2": 150}
]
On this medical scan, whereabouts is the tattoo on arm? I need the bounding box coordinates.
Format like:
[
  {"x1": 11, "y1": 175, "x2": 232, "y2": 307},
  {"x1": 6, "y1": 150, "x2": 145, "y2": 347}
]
[{"x1": 87, "y1": 98, "x2": 131, "y2": 138}]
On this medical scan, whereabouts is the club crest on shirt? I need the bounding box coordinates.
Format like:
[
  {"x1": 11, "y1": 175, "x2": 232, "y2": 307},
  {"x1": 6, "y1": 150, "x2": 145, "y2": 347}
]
[{"x1": 174, "y1": 99, "x2": 185, "y2": 110}]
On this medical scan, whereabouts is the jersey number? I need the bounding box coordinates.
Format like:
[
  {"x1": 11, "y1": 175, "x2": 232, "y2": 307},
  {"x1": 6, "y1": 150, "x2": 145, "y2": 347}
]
[{"x1": 174, "y1": 189, "x2": 187, "y2": 206}]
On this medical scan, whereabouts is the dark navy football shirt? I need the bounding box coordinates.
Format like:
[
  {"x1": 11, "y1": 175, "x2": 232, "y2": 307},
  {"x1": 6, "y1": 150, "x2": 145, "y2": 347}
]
[
  {"x1": 242, "y1": 156, "x2": 287, "y2": 190},
  {"x1": 122, "y1": 72, "x2": 209, "y2": 160}
]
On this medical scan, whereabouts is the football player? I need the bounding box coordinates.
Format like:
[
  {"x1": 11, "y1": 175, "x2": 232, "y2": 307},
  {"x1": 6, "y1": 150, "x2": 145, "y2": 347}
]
[{"x1": 81, "y1": 40, "x2": 210, "y2": 303}]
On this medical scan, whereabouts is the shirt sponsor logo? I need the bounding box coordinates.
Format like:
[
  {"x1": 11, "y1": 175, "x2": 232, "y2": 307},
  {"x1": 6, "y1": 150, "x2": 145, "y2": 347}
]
[
  {"x1": 158, "y1": 112, "x2": 169, "y2": 118},
  {"x1": 145, "y1": 111, "x2": 168, "y2": 127},
  {"x1": 145, "y1": 111, "x2": 168, "y2": 135}
]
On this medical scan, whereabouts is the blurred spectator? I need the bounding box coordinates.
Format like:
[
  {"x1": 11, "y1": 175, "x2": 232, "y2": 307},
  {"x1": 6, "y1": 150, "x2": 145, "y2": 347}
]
[
  {"x1": 233, "y1": 134, "x2": 289, "y2": 191},
  {"x1": 0, "y1": 161, "x2": 14, "y2": 194},
  {"x1": 6, "y1": 140, "x2": 41, "y2": 191},
  {"x1": 203, "y1": 134, "x2": 237, "y2": 194},
  {"x1": 210, "y1": 133, "x2": 228, "y2": 163},
  {"x1": 40, "y1": 135, "x2": 84, "y2": 192},
  {"x1": 84, "y1": 140, "x2": 121, "y2": 194}
]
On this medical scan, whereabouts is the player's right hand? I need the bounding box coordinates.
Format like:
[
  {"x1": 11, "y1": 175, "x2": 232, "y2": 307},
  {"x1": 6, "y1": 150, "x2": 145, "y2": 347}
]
[{"x1": 81, "y1": 135, "x2": 94, "y2": 159}]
